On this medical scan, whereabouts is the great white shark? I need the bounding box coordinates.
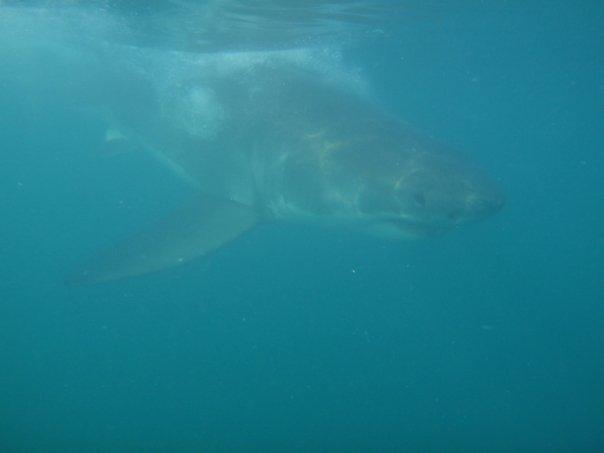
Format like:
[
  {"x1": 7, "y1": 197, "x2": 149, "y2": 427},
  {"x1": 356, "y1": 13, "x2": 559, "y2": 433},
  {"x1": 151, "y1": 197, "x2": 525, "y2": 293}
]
[{"x1": 74, "y1": 49, "x2": 504, "y2": 283}]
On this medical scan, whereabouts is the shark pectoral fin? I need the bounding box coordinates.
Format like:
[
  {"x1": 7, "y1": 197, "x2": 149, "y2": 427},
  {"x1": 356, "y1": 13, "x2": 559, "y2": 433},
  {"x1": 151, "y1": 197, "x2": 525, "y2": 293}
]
[{"x1": 70, "y1": 195, "x2": 258, "y2": 284}]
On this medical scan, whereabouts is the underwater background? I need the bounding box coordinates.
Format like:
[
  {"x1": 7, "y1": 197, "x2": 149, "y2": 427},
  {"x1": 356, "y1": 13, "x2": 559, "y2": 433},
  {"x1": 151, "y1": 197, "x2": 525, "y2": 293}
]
[{"x1": 0, "y1": 1, "x2": 602, "y2": 451}]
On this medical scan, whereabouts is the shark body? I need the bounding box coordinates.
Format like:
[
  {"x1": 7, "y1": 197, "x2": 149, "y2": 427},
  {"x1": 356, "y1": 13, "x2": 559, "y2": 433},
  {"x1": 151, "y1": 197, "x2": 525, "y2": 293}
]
[{"x1": 75, "y1": 49, "x2": 504, "y2": 283}]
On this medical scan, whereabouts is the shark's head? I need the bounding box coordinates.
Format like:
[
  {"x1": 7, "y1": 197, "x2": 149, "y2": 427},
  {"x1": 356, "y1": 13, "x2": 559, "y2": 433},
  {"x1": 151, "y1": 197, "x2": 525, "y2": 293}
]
[
  {"x1": 348, "y1": 139, "x2": 505, "y2": 238},
  {"x1": 276, "y1": 122, "x2": 504, "y2": 238}
]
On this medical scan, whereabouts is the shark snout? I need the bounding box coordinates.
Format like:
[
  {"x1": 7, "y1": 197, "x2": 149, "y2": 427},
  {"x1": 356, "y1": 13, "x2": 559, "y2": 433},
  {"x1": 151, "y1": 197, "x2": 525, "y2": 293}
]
[{"x1": 466, "y1": 186, "x2": 505, "y2": 220}]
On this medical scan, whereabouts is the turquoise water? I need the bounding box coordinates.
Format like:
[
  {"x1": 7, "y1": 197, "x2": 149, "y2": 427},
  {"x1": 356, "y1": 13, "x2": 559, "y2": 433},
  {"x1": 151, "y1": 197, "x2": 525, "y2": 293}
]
[{"x1": 1, "y1": 1, "x2": 603, "y2": 451}]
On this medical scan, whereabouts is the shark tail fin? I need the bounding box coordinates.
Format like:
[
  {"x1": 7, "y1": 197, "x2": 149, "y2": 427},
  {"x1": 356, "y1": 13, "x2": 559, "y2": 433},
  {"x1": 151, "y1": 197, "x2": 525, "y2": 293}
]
[{"x1": 69, "y1": 195, "x2": 258, "y2": 284}]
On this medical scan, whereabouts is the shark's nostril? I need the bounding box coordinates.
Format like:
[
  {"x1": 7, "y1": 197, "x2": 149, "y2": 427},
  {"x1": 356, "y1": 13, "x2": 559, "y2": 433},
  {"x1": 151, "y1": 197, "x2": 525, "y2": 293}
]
[{"x1": 487, "y1": 193, "x2": 505, "y2": 213}]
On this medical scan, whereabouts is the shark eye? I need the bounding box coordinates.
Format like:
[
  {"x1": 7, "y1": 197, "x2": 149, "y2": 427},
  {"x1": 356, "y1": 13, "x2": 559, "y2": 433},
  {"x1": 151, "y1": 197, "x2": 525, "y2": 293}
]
[
  {"x1": 413, "y1": 192, "x2": 426, "y2": 207},
  {"x1": 448, "y1": 210, "x2": 461, "y2": 220}
]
